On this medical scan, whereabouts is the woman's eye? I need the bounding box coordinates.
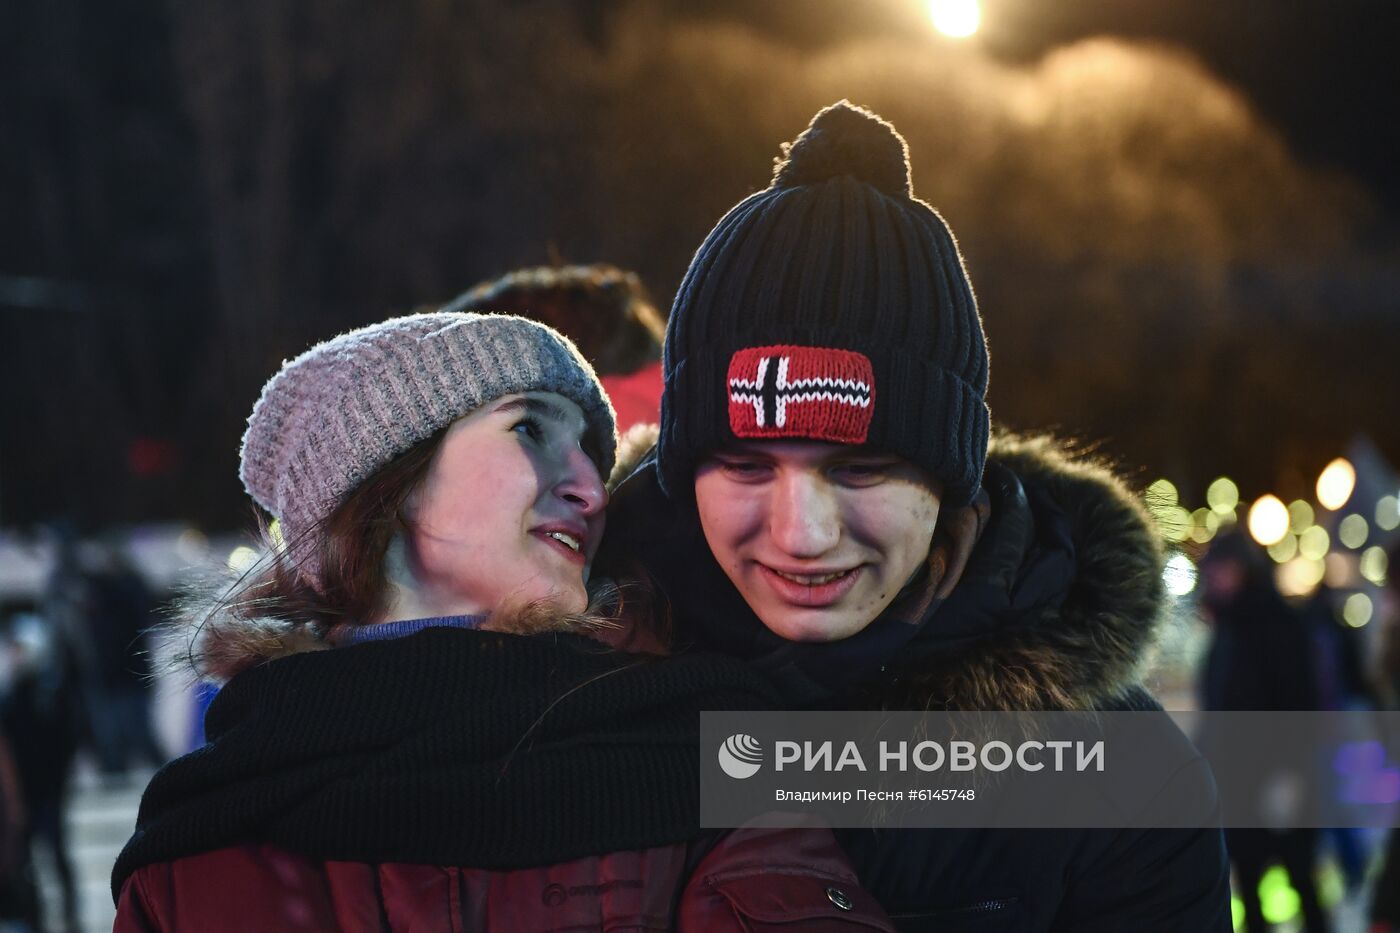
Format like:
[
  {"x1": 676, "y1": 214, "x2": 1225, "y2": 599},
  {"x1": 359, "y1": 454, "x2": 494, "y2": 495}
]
[{"x1": 512, "y1": 418, "x2": 544, "y2": 442}]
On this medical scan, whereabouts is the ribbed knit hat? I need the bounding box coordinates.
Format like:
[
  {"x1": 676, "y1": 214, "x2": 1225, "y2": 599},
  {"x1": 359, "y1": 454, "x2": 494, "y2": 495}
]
[
  {"x1": 240, "y1": 312, "x2": 616, "y2": 588},
  {"x1": 658, "y1": 100, "x2": 990, "y2": 506}
]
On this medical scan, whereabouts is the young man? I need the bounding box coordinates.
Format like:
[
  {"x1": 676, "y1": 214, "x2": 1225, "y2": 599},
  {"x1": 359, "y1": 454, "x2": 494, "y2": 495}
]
[{"x1": 606, "y1": 101, "x2": 1231, "y2": 930}]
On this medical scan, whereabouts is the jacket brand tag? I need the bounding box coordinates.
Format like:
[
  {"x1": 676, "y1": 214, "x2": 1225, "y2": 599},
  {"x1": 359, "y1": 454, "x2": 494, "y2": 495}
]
[{"x1": 727, "y1": 345, "x2": 874, "y2": 444}]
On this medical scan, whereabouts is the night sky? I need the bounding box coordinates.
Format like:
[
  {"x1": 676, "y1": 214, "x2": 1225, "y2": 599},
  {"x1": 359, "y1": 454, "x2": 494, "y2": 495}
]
[{"x1": 1, "y1": 0, "x2": 1396, "y2": 533}]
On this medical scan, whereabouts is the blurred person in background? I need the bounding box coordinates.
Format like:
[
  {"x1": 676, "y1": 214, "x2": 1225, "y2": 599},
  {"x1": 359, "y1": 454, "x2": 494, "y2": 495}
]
[
  {"x1": 604, "y1": 100, "x2": 1230, "y2": 931},
  {"x1": 0, "y1": 607, "x2": 83, "y2": 933},
  {"x1": 72, "y1": 542, "x2": 165, "y2": 778},
  {"x1": 0, "y1": 729, "x2": 34, "y2": 932},
  {"x1": 445, "y1": 263, "x2": 666, "y2": 432},
  {"x1": 110, "y1": 311, "x2": 887, "y2": 931},
  {"x1": 1198, "y1": 530, "x2": 1330, "y2": 933},
  {"x1": 1368, "y1": 540, "x2": 1400, "y2": 933},
  {"x1": 1302, "y1": 583, "x2": 1383, "y2": 896}
]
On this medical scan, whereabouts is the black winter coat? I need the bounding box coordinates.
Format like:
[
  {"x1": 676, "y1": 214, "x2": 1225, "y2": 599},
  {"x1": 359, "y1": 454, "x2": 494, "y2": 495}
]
[{"x1": 604, "y1": 431, "x2": 1231, "y2": 933}]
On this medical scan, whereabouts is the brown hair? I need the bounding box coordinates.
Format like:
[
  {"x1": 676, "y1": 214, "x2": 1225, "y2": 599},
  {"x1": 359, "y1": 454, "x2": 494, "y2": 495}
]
[{"x1": 225, "y1": 429, "x2": 449, "y2": 628}]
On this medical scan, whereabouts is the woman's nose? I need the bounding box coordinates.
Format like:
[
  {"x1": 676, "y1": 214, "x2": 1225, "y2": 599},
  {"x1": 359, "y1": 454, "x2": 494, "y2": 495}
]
[{"x1": 555, "y1": 446, "x2": 608, "y2": 516}]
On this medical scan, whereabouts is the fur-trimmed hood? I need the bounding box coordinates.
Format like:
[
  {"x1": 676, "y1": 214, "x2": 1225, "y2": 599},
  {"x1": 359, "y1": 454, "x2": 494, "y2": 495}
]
[
  {"x1": 879, "y1": 431, "x2": 1166, "y2": 711},
  {"x1": 602, "y1": 426, "x2": 1167, "y2": 712}
]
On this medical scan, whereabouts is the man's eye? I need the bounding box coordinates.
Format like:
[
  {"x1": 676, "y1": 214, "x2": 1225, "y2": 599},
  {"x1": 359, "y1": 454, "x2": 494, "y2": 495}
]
[
  {"x1": 832, "y1": 462, "x2": 890, "y2": 484},
  {"x1": 718, "y1": 459, "x2": 769, "y2": 479}
]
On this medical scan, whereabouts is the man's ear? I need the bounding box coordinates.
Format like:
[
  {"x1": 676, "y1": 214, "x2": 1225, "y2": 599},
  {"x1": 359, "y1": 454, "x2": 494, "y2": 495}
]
[{"x1": 929, "y1": 503, "x2": 986, "y2": 601}]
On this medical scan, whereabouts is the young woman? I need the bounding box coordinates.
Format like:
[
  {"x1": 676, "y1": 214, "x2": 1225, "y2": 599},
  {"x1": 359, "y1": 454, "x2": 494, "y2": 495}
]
[{"x1": 110, "y1": 312, "x2": 889, "y2": 931}]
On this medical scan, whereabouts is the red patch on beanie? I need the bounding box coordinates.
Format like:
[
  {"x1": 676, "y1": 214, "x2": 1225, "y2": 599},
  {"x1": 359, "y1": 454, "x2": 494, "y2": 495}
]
[{"x1": 726, "y1": 345, "x2": 874, "y2": 444}]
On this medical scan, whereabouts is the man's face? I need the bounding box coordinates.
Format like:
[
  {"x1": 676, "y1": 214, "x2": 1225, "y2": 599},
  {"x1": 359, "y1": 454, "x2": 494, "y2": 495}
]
[{"x1": 693, "y1": 439, "x2": 942, "y2": 642}]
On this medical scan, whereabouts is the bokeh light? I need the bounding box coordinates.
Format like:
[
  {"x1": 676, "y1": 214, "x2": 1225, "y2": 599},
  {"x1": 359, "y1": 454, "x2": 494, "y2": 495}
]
[
  {"x1": 1287, "y1": 500, "x2": 1314, "y2": 535},
  {"x1": 1247, "y1": 495, "x2": 1290, "y2": 546},
  {"x1": 1377, "y1": 495, "x2": 1400, "y2": 532},
  {"x1": 1342, "y1": 593, "x2": 1373, "y2": 628},
  {"x1": 1360, "y1": 546, "x2": 1389, "y2": 586},
  {"x1": 1325, "y1": 552, "x2": 1358, "y2": 589},
  {"x1": 928, "y1": 0, "x2": 981, "y2": 38},
  {"x1": 227, "y1": 545, "x2": 259, "y2": 572},
  {"x1": 1338, "y1": 514, "x2": 1369, "y2": 549},
  {"x1": 1316, "y1": 458, "x2": 1356, "y2": 510},
  {"x1": 1147, "y1": 478, "x2": 1179, "y2": 506},
  {"x1": 175, "y1": 528, "x2": 209, "y2": 562},
  {"x1": 1189, "y1": 507, "x2": 1220, "y2": 544},
  {"x1": 1206, "y1": 477, "x2": 1239, "y2": 515},
  {"x1": 1259, "y1": 865, "x2": 1300, "y2": 924},
  {"x1": 1298, "y1": 525, "x2": 1330, "y2": 562},
  {"x1": 1163, "y1": 552, "x2": 1197, "y2": 596},
  {"x1": 1156, "y1": 506, "x2": 1192, "y2": 542},
  {"x1": 1266, "y1": 535, "x2": 1298, "y2": 563},
  {"x1": 1276, "y1": 556, "x2": 1326, "y2": 597}
]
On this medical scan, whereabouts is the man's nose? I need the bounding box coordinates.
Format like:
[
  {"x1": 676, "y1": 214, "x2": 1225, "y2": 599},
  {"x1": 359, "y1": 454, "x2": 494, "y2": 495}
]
[{"x1": 768, "y1": 471, "x2": 840, "y2": 558}]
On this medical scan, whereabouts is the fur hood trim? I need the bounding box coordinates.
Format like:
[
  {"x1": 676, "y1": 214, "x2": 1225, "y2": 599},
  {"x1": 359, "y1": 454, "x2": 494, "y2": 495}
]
[
  {"x1": 163, "y1": 574, "x2": 332, "y2": 685},
  {"x1": 888, "y1": 430, "x2": 1166, "y2": 711}
]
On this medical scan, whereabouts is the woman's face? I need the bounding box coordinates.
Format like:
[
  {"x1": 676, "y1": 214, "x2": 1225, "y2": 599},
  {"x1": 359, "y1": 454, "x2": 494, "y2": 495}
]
[{"x1": 399, "y1": 391, "x2": 608, "y2": 619}]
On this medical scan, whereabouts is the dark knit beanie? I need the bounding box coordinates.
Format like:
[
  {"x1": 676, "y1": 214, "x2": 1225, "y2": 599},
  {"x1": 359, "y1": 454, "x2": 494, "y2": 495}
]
[{"x1": 657, "y1": 100, "x2": 990, "y2": 506}]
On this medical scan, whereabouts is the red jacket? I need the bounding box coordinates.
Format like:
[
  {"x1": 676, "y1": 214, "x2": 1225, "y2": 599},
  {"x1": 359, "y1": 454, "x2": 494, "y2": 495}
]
[{"x1": 115, "y1": 827, "x2": 892, "y2": 932}]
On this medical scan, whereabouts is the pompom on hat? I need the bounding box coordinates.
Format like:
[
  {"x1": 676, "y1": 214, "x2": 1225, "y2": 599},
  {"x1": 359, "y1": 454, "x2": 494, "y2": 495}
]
[
  {"x1": 240, "y1": 312, "x2": 616, "y2": 589},
  {"x1": 658, "y1": 100, "x2": 990, "y2": 506}
]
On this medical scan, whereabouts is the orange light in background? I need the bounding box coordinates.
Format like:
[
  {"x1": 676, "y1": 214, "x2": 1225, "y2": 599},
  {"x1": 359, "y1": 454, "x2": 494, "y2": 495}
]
[
  {"x1": 1276, "y1": 556, "x2": 1325, "y2": 598},
  {"x1": 928, "y1": 0, "x2": 981, "y2": 38},
  {"x1": 1316, "y1": 458, "x2": 1356, "y2": 511},
  {"x1": 1248, "y1": 495, "x2": 1290, "y2": 546}
]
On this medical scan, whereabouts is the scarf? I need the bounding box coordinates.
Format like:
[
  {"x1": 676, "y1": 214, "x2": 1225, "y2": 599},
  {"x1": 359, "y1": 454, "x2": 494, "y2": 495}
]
[{"x1": 112, "y1": 627, "x2": 776, "y2": 899}]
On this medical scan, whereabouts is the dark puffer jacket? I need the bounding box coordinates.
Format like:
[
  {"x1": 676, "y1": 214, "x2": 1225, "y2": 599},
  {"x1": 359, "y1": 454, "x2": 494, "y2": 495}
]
[{"x1": 604, "y1": 430, "x2": 1232, "y2": 932}]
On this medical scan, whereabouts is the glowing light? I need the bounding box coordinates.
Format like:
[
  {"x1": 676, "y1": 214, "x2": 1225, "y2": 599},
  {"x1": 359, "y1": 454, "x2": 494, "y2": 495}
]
[
  {"x1": 1325, "y1": 552, "x2": 1358, "y2": 589},
  {"x1": 175, "y1": 529, "x2": 208, "y2": 563},
  {"x1": 1266, "y1": 535, "x2": 1297, "y2": 564},
  {"x1": 928, "y1": 0, "x2": 981, "y2": 38},
  {"x1": 1206, "y1": 477, "x2": 1239, "y2": 514},
  {"x1": 269, "y1": 518, "x2": 284, "y2": 549},
  {"x1": 1342, "y1": 593, "x2": 1373, "y2": 628},
  {"x1": 1376, "y1": 495, "x2": 1400, "y2": 532},
  {"x1": 1163, "y1": 552, "x2": 1197, "y2": 597},
  {"x1": 1360, "y1": 546, "x2": 1388, "y2": 586},
  {"x1": 1259, "y1": 865, "x2": 1300, "y2": 924},
  {"x1": 1338, "y1": 514, "x2": 1368, "y2": 549},
  {"x1": 1276, "y1": 557, "x2": 1325, "y2": 597},
  {"x1": 1297, "y1": 526, "x2": 1330, "y2": 562},
  {"x1": 1316, "y1": 458, "x2": 1356, "y2": 511},
  {"x1": 1147, "y1": 478, "x2": 1179, "y2": 507},
  {"x1": 1189, "y1": 508, "x2": 1220, "y2": 544},
  {"x1": 1156, "y1": 506, "x2": 1192, "y2": 542},
  {"x1": 1287, "y1": 500, "x2": 1314, "y2": 535},
  {"x1": 1247, "y1": 495, "x2": 1289, "y2": 546},
  {"x1": 227, "y1": 545, "x2": 259, "y2": 573}
]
